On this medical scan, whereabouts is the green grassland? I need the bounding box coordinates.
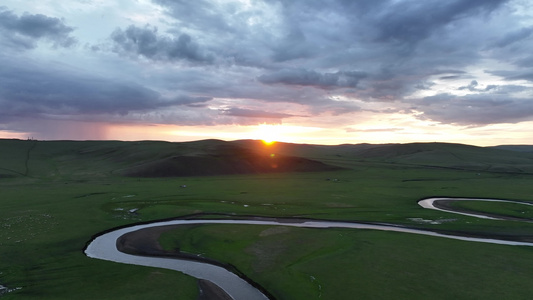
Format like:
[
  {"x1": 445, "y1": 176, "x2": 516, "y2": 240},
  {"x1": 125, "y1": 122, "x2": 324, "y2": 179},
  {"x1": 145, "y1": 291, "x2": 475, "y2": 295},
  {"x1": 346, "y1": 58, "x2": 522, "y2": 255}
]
[
  {"x1": 445, "y1": 200, "x2": 533, "y2": 221},
  {"x1": 158, "y1": 224, "x2": 533, "y2": 300},
  {"x1": 1, "y1": 139, "x2": 533, "y2": 299}
]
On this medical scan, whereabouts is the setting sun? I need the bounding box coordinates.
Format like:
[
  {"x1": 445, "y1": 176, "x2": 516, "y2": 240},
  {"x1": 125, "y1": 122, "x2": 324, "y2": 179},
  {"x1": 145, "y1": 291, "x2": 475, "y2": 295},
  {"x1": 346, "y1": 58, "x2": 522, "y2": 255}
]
[
  {"x1": 262, "y1": 140, "x2": 276, "y2": 146},
  {"x1": 255, "y1": 124, "x2": 282, "y2": 145}
]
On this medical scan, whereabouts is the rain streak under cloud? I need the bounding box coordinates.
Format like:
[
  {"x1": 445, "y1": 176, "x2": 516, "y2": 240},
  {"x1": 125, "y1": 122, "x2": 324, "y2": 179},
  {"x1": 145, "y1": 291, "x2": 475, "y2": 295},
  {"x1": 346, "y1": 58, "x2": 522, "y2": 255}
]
[{"x1": 1, "y1": 0, "x2": 533, "y2": 145}]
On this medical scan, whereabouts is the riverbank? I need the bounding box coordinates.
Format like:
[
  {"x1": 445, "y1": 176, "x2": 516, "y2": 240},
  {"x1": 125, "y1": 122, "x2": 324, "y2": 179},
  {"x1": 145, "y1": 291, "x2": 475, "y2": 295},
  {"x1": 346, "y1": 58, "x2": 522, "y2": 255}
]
[
  {"x1": 116, "y1": 226, "x2": 234, "y2": 300},
  {"x1": 85, "y1": 198, "x2": 533, "y2": 299},
  {"x1": 432, "y1": 199, "x2": 533, "y2": 222}
]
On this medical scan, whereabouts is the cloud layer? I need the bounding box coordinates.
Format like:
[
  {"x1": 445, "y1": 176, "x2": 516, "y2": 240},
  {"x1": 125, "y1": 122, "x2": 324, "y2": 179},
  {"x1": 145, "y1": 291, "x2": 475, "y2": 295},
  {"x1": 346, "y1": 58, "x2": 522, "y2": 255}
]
[
  {"x1": 0, "y1": 7, "x2": 76, "y2": 49},
  {"x1": 111, "y1": 25, "x2": 214, "y2": 63},
  {"x1": 0, "y1": 0, "x2": 532, "y2": 142}
]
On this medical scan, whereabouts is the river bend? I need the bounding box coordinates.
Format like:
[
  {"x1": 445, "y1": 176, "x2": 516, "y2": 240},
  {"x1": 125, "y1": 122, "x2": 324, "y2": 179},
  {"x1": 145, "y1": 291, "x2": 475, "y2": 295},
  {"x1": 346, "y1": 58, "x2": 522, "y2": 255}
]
[{"x1": 84, "y1": 197, "x2": 533, "y2": 300}]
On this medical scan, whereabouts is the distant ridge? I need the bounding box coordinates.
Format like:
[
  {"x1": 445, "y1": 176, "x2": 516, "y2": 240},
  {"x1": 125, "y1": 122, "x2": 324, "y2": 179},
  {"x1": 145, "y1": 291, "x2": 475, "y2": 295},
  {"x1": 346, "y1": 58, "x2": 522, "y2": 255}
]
[
  {"x1": 1, "y1": 139, "x2": 533, "y2": 178},
  {"x1": 491, "y1": 145, "x2": 533, "y2": 153},
  {"x1": 345, "y1": 142, "x2": 533, "y2": 173},
  {"x1": 120, "y1": 141, "x2": 342, "y2": 177},
  {"x1": 235, "y1": 140, "x2": 533, "y2": 174}
]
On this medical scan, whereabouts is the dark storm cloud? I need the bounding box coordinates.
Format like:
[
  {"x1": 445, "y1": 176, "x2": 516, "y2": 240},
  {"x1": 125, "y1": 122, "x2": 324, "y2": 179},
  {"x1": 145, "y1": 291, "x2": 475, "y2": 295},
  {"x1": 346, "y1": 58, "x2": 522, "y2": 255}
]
[
  {"x1": 507, "y1": 73, "x2": 533, "y2": 82},
  {"x1": 268, "y1": 0, "x2": 507, "y2": 48},
  {"x1": 250, "y1": 0, "x2": 509, "y2": 100},
  {"x1": 219, "y1": 107, "x2": 295, "y2": 119},
  {"x1": 258, "y1": 69, "x2": 367, "y2": 89},
  {"x1": 433, "y1": 70, "x2": 467, "y2": 75},
  {"x1": 3, "y1": 0, "x2": 532, "y2": 137},
  {"x1": 414, "y1": 82, "x2": 435, "y2": 90},
  {"x1": 152, "y1": 0, "x2": 330, "y2": 66},
  {"x1": 515, "y1": 56, "x2": 533, "y2": 68},
  {"x1": 271, "y1": 27, "x2": 316, "y2": 63},
  {"x1": 457, "y1": 81, "x2": 522, "y2": 93},
  {"x1": 105, "y1": 0, "x2": 532, "y2": 126},
  {"x1": 488, "y1": 70, "x2": 533, "y2": 82},
  {"x1": 0, "y1": 55, "x2": 210, "y2": 121},
  {"x1": 0, "y1": 8, "x2": 76, "y2": 49},
  {"x1": 173, "y1": 95, "x2": 212, "y2": 107},
  {"x1": 143, "y1": 0, "x2": 510, "y2": 88},
  {"x1": 440, "y1": 75, "x2": 462, "y2": 80},
  {"x1": 111, "y1": 25, "x2": 214, "y2": 63},
  {"x1": 414, "y1": 93, "x2": 533, "y2": 125},
  {"x1": 433, "y1": 70, "x2": 467, "y2": 80},
  {"x1": 362, "y1": 0, "x2": 507, "y2": 44},
  {"x1": 492, "y1": 26, "x2": 533, "y2": 48}
]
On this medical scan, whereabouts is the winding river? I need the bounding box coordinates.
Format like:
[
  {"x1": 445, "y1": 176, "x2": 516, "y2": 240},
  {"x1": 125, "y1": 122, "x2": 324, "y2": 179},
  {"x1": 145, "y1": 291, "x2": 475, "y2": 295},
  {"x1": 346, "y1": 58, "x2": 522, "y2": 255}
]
[
  {"x1": 418, "y1": 197, "x2": 533, "y2": 220},
  {"x1": 84, "y1": 197, "x2": 533, "y2": 300}
]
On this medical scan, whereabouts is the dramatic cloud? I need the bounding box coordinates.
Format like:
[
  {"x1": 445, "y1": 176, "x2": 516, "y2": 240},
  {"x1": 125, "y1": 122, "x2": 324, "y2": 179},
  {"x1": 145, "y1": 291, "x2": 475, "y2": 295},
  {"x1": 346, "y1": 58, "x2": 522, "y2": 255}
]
[
  {"x1": 258, "y1": 69, "x2": 367, "y2": 89},
  {"x1": 490, "y1": 70, "x2": 533, "y2": 82},
  {"x1": 111, "y1": 25, "x2": 214, "y2": 63},
  {"x1": 0, "y1": 55, "x2": 211, "y2": 122},
  {"x1": 492, "y1": 26, "x2": 533, "y2": 48},
  {"x1": 1, "y1": 0, "x2": 533, "y2": 144},
  {"x1": 414, "y1": 93, "x2": 533, "y2": 125},
  {"x1": 0, "y1": 8, "x2": 76, "y2": 49},
  {"x1": 219, "y1": 107, "x2": 295, "y2": 119},
  {"x1": 363, "y1": 0, "x2": 507, "y2": 44}
]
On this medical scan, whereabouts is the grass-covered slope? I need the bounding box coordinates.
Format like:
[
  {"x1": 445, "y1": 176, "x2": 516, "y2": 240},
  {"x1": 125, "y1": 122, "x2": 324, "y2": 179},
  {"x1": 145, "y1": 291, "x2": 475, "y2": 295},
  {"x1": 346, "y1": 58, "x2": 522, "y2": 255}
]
[
  {"x1": 237, "y1": 140, "x2": 533, "y2": 174},
  {"x1": 0, "y1": 139, "x2": 341, "y2": 179},
  {"x1": 3, "y1": 139, "x2": 533, "y2": 179},
  {"x1": 2, "y1": 138, "x2": 533, "y2": 299},
  {"x1": 119, "y1": 142, "x2": 341, "y2": 177},
  {"x1": 351, "y1": 142, "x2": 533, "y2": 171},
  {"x1": 491, "y1": 145, "x2": 533, "y2": 153}
]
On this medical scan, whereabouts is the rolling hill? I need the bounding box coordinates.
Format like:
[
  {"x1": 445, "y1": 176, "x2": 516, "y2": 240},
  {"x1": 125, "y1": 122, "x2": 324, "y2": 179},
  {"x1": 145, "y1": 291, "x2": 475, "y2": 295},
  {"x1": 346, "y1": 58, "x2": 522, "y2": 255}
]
[
  {"x1": 2, "y1": 139, "x2": 533, "y2": 179},
  {"x1": 0, "y1": 139, "x2": 341, "y2": 179}
]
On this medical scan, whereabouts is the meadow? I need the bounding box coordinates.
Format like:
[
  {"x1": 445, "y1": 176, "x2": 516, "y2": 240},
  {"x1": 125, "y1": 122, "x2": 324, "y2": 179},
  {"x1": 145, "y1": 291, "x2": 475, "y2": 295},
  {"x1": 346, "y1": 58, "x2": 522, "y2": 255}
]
[{"x1": 1, "y1": 139, "x2": 533, "y2": 299}]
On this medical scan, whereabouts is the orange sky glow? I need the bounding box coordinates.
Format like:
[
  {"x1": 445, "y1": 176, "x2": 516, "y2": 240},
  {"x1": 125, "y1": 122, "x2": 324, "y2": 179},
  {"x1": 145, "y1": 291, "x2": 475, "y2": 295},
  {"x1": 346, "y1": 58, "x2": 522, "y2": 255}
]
[{"x1": 3, "y1": 117, "x2": 532, "y2": 147}]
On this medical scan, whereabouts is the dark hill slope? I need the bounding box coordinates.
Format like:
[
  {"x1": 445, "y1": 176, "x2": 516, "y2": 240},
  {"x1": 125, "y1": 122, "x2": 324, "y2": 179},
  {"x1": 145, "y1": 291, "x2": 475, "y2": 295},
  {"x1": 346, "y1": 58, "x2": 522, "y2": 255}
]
[
  {"x1": 491, "y1": 145, "x2": 533, "y2": 153},
  {"x1": 77, "y1": 140, "x2": 342, "y2": 177},
  {"x1": 235, "y1": 140, "x2": 533, "y2": 174},
  {"x1": 233, "y1": 139, "x2": 360, "y2": 160},
  {"x1": 121, "y1": 152, "x2": 338, "y2": 177},
  {"x1": 0, "y1": 139, "x2": 341, "y2": 179},
  {"x1": 2, "y1": 139, "x2": 533, "y2": 178},
  {"x1": 341, "y1": 142, "x2": 533, "y2": 173}
]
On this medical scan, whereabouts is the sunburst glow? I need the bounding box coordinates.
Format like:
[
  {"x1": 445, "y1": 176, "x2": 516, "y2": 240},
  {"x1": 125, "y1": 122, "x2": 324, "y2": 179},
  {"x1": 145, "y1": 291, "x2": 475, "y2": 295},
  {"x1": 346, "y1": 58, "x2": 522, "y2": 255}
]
[{"x1": 255, "y1": 124, "x2": 282, "y2": 145}]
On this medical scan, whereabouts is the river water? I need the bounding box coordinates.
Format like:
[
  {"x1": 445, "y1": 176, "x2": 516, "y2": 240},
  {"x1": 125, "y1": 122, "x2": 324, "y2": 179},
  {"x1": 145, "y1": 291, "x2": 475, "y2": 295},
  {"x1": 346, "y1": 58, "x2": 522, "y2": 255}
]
[
  {"x1": 84, "y1": 197, "x2": 533, "y2": 300},
  {"x1": 418, "y1": 197, "x2": 533, "y2": 220}
]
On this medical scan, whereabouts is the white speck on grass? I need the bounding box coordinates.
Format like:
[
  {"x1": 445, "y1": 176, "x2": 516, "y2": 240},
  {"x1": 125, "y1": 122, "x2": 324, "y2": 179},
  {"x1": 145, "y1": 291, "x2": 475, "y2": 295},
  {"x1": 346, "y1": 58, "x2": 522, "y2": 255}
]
[
  {"x1": 0, "y1": 285, "x2": 22, "y2": 296},
  {"x1": 408, "y1": 218, "x2": 456, "y2": 225},
  {"x1": 309, "y1": 276, "x2": 322, "y2": 298}
]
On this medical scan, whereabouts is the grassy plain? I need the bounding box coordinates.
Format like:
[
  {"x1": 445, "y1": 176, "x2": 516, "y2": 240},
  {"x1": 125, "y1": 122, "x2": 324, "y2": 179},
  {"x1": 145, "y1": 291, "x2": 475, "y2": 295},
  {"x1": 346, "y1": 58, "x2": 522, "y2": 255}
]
[
  {"x1": 445, "y1": 200, "x2": 533, "y2": 220},
  {"x1": 1, "y1": 139, "x2": 533, "y2": 299}
]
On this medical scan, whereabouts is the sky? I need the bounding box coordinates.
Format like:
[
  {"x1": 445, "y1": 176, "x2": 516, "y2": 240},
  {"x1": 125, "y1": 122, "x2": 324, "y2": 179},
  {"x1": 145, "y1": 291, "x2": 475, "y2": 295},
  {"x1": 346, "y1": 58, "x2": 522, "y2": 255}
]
[{"x1": 1, "y1": 0, "x2": 533, "y2": 146}]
